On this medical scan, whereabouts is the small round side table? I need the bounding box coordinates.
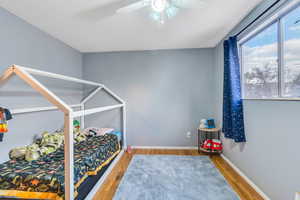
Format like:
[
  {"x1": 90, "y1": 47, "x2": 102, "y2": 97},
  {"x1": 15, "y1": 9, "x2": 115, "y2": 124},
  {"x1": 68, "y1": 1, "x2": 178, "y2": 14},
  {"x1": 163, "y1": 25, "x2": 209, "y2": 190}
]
[{"x1": 198, "y1": 128, "x2": 222, "y2": 154}]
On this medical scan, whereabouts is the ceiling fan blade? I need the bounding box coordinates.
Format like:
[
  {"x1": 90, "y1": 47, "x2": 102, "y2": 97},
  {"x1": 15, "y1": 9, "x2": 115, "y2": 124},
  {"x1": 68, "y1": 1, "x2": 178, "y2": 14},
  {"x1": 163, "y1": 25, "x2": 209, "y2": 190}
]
[
  {"x1": 77, "y1": 0, "x2": 143, "y2": 21},
  {"x1": 117, "y1": 0, "x2": 148, "y2": 13},
  {"x1": 172, "y1": 0, "x2": 206, "y2": 9}
]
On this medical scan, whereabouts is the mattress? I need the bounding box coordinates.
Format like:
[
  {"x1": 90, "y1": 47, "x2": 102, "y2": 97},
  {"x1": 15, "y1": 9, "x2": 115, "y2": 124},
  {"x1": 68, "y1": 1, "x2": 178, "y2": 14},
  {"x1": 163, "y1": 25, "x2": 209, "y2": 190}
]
[{"x1": 0, "y1": 134, "x2": 120, "y2": 200}]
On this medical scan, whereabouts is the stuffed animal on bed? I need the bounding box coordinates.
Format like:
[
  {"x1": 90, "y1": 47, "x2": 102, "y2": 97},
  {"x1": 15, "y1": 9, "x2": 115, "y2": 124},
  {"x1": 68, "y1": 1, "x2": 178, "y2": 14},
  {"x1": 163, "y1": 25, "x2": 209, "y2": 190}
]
[
  {"x1": 25, "y1": 144, "x2": 41, "y2": 162},
  {"x1": 73, "y1": 120, "x2": 80, "y2": 133},
  {"x1": 9, "y1": 145, "x2": 40, "y2": 162},
  {"x1": 74, "y1": 131, "x2": 86, "y2": 143},
  {"x1": 9, "y1": 132, "x2": 65, "y2": 162},
  {"x1": 39, "y1": 132, "x2": 64, "y2": 155},
  {"x1": 9, "y1": 146, "x2": 27, "y2": 160},
  {"x1": 8, "y1": 127, "x2": 91, "y2": 162}
]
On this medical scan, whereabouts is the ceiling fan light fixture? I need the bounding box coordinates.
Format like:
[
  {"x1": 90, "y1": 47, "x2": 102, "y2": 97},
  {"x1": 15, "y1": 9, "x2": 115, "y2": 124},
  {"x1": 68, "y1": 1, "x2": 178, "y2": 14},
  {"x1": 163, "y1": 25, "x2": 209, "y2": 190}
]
[
  {"x1": 166, "y1": 6, "x2": 178, "y2": 18},
  {"x1": 151, "y1": 0, "x2": 168, "y2": 12}
]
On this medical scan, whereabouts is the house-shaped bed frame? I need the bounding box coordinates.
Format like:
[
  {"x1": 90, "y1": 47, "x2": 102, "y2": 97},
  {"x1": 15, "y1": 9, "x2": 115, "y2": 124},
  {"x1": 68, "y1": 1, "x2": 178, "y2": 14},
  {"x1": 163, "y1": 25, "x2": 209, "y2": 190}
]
[{"x1": 0, "y1": 65, "x2": 127, "y2": 200}]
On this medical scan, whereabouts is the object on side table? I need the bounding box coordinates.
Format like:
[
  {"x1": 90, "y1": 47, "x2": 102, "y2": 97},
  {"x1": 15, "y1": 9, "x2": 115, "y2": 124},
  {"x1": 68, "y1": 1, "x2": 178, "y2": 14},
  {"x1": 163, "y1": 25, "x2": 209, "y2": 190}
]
[
  {"x1": 199, "y1": 119, "x2": 208, "y2": 129},
  {"x1": 207, "y1": 118, "x2": 216, "y2": 129}
]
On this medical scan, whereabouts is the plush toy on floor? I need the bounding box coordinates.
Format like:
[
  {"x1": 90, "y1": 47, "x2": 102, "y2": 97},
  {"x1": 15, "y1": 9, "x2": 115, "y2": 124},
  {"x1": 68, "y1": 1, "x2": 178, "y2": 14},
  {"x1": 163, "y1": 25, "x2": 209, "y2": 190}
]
[
  {"x1": 127, "y1": 145, "x2": 132, "y2": 154},
  {"x1": 202, "y1": 139, "x2": 223, "y2": 151},
  {"x1": 211, "y1": 139, "x2": 222, "y2": 151},
  {"x1": 202, "y1": 139, "x2": 212, "y2": 149}
]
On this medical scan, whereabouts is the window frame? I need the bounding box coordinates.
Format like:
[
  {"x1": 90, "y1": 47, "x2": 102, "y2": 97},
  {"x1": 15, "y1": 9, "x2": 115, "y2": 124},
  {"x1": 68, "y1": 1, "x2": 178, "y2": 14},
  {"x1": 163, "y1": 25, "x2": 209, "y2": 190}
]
[{"x1": 238, "y1": 1, "x2": 300, "y2": 101}]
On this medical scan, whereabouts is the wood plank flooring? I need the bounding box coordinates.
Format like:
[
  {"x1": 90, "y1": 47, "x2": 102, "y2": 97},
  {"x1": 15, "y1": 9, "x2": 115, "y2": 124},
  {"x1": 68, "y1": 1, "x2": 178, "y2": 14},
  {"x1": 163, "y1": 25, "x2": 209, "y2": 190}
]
[{"x1": 93, "y1": 149, "x2": 264, "y2": 200}]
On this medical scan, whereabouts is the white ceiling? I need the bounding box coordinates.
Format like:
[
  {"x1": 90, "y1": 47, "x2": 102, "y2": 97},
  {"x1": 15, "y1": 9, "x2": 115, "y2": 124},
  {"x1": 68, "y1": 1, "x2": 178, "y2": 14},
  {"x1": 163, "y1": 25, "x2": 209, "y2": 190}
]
[{"x1": 0, "y1": 0, "x2": 263, "y2": 52}]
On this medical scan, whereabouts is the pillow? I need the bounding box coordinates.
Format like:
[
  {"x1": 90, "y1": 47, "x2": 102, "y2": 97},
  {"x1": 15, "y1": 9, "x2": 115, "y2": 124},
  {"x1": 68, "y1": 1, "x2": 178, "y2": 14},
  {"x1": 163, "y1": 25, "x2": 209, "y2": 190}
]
[{"x1": 83, "y1": 127, "x2": 114, "y2": 137}]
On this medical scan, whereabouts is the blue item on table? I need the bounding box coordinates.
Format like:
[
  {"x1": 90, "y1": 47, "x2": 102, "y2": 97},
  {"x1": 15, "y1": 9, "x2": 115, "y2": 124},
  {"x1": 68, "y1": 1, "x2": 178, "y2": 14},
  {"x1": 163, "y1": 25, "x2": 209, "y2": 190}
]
[{"x1": 207, "y1": 119, "x2": 216, "y2": 129}]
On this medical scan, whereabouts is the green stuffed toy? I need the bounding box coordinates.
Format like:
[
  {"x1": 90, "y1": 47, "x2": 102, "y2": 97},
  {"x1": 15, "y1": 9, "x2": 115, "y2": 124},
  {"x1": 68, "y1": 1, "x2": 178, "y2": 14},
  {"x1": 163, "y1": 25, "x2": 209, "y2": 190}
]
[
  {"x1": 25, "y1": 144, "x2": 41, "y2": 162},
  {"x1": 8, "y1": 121, "x2": 88, "y2": 162},
  {"x1": 39, "y1": 132, "x2": 64, "y2": 156},
  {"x1": 9, "y1": 147, "x2": 27, "y2": 160},
  {"x1": 73, "y1": 120, "x2": 80, "y2": 133},
  {"x1": 73, "y1": 120, "x2": 86, "y2": 143},
  {"x1": 74, "y1": 131, "x2": 86, "y2": 143}
]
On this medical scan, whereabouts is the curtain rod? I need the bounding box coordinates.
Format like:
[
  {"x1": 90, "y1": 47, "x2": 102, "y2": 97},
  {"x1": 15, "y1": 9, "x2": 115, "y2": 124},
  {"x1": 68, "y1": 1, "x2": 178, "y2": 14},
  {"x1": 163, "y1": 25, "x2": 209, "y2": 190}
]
[{"x1": 235, "y1": 0, "x2": 281, "y2": 37}]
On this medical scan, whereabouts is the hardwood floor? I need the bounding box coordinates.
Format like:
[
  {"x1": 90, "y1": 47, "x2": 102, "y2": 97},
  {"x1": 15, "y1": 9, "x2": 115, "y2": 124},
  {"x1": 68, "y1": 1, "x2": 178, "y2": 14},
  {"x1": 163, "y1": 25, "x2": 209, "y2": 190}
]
[{"x1": 93, "y1": 149, "x2": 264, "y2": 200}]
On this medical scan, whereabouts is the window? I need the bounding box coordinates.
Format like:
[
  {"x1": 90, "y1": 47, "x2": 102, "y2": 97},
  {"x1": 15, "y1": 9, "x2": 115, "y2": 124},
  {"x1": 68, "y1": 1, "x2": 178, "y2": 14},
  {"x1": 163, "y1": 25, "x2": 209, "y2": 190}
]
[
  {"x1": 282, "y1": 6, "x2": 300, "y2": 97},
  {"x1": 240, "y1": 4, "x2": 300, "y2": 99}
]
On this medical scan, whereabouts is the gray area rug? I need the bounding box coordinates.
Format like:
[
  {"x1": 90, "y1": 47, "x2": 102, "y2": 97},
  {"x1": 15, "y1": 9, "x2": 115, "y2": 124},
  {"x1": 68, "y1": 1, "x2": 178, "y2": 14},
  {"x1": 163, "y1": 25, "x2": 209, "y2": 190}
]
[{"x1": 113, "y1": 155, "x2": 240, "y2": 200}]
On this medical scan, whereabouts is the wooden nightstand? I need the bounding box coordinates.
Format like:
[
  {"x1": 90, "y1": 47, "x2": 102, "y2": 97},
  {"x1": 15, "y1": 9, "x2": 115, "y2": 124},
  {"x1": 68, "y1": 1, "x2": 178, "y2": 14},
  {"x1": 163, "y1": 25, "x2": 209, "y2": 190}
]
[{"x1": 198, "y1": 128, "x2": 222, "y2": 154}]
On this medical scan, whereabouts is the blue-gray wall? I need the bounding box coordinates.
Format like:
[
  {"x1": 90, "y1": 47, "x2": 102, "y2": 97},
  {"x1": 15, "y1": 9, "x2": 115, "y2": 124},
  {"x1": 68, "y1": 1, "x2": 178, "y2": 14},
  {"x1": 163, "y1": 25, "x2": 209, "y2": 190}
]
[
  {"x1": 0, "y1": 7, "x2": 82, "y2": 162},
  {"x1": 1, "y1": 2, "x2": 298, "y2": 199},
  {"x1": 213, "y1": 1, "x2": 300, "y2": 200},
  {"x1": 82, "y1": 49, "x2": 215, "y2": 147}
]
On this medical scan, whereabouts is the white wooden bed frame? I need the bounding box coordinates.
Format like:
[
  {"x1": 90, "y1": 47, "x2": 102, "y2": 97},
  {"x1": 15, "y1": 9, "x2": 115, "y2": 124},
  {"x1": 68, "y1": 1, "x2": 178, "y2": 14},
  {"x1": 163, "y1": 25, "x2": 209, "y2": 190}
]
[{"x1": 0, "y1": 65, "x2": 127, "y2": 200}]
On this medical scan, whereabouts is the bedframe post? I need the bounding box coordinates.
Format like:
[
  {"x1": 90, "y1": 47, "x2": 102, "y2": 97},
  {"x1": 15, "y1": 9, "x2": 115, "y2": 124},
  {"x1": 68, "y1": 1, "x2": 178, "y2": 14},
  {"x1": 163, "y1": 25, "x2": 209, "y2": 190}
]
[
  {"x1": 80, "y1": 104, "x2": 85, "y2": 129},
  {"x1": 122, "y1": 104, "x2": 127, "y2": 148},
  {"x1": 0, "y1": 66, "x2": 14, "y2": 85},
  {"x1": 13, "y1": 66, "x2": 71, "y2": 113},
  {"x1": 103, "y1": 86, "x2": 125, "y2": 104},
  {"x1": 64, "y1": 112, "x2": 74, "y2": 200}
]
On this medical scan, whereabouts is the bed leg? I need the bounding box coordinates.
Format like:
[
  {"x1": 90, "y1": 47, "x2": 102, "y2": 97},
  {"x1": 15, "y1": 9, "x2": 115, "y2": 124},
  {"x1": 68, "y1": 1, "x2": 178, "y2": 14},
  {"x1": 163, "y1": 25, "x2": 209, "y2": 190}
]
[
  {"x1": 64, "y1": 113, "x2": 74, "y2": 200},
  {"x1": 80, "y1": 104, "x2": 85, "y2": 129},
  {"x1": 122, "y1": 104, "x2": 127, "y2": 149}
]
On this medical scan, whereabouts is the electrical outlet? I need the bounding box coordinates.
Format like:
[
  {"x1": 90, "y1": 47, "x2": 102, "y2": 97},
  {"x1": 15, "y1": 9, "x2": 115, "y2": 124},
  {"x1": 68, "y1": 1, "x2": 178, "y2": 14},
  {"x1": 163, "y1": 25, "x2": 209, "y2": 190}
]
[{"x1": 186, "y1": 131, "x2": 191, "y2": 138}]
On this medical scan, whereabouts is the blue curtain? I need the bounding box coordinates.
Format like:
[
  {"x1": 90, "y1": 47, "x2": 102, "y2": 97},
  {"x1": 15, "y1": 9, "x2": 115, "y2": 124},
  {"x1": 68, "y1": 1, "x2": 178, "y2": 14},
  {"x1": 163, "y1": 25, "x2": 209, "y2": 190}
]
[{"x1": 222, "y1": 36, "x2": 246, "y2": 143}]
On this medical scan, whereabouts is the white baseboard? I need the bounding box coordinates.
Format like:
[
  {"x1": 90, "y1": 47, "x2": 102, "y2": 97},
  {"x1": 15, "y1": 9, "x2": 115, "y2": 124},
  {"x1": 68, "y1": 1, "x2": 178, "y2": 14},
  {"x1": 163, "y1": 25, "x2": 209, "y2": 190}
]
[
  {"x1": 131, "y1": 146, "x2": 198, "y2": 150},
  {"x1": 221, "y1": 154, "x2": 271, "y2": 200}
]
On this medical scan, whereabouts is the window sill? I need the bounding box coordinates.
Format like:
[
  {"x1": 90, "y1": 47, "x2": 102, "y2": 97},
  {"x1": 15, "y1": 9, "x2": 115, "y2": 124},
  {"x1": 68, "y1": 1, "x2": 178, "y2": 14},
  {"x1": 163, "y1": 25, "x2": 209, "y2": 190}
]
[{"x1": 242, "y1": 98, "x2": 300, "y2": 101}]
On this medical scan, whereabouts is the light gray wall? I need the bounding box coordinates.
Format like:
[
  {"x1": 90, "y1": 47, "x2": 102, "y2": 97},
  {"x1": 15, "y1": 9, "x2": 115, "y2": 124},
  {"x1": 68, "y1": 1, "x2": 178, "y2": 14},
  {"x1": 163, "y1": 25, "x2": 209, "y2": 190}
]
[
  {"x1": 0, "y1": 7, "x2": 82, "y2": 162},
  {"x1": 82, "y1": 49, "x2": 215, "y2": 147},
  {"x1": 213, "y1": 1, "x2": 300, "y2": 200}
]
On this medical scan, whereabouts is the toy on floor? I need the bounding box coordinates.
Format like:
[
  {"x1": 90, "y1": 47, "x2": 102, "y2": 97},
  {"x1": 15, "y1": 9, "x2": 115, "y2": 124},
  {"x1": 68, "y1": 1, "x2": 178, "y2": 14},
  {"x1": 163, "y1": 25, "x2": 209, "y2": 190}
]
[
  {"x1": 127, "y1": 145, "x2": 132, "y2": 154},
  {"x1": 211, "y1": 139, "x2": 222, "y2": 151},
  {"x1": 201, "y1": 139, "x2": 223, "y2": 151},
  {"x1": 202, "y1": 139, "x2": 213, "y2": 149}
]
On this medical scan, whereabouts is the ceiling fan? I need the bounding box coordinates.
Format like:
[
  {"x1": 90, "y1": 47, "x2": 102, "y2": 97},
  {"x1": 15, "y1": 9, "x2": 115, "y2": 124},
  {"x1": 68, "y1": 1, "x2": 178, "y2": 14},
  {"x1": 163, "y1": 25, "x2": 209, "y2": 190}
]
[
  {"x1": 81, "y1": 0, "x2": 205, "y2": 24},
  {"x1": 118, "y1": 0, "x2": 205, "y2": 23}
]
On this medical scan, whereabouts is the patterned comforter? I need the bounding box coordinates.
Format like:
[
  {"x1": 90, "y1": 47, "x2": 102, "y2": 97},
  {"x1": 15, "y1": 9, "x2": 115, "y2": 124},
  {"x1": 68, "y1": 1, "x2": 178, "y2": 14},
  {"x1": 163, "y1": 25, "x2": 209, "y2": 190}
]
[{"x1": 0, "y1": 134, "x2": 120, "y2": 200}]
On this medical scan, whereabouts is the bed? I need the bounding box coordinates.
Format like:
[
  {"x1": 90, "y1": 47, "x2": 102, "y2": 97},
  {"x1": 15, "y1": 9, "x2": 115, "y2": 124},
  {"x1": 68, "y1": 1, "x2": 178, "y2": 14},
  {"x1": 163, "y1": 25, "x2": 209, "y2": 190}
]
[
  {"x1": 0, "y1": 66, "x2": 127, "y2": 199},
  {"x1": 0, "y1": 134, "x2": 120, "y2": 200}
]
